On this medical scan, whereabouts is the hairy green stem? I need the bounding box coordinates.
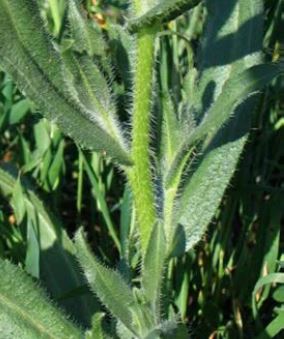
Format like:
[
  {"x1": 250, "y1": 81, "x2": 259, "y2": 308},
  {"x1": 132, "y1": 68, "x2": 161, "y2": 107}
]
[{"x1": 128, "y1": 29, "x2": 157, "y2": 251}]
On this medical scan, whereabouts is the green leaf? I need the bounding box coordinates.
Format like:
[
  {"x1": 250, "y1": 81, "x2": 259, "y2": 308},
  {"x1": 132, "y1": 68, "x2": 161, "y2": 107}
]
[
  {"x1": 160, "y1": 93, "x2": 182, "y2": 166},
  {"x1": 9, "y1": 99, "x2": 30, "y2": 125},
  {"x1": 47, "y1": 139, "x2": 65, "y2": 190},
  {"x1": 142, "y1": 223, "x2": 166, "y2": 315},
  {"x1": 252, "y1": 273, "x2": 284, "y2": 318},
  {"x1": 67, "y1": 0, "x2": 106, "y2": 57},
  {"x1": 25, "y1": 215, "x2": 40, "y2": 279},
  {"x1": 167, "y1": 63, "x2": 283, "y2": 186},
  {"x1": 166, "y1": 65, "x2": 283, "y2": 241},
  {"x1": 273, "y1": 286, "x2": 284, "y2": 303},
  {"x1": 11, "y1": 176, "x2": 26, "y2": 224},
  {"x1": 81, "y1": 151, "x2": 121, "y2": 251},
  {"x1": 0, "y1": 165, "x2": 97, "y2": 326},
  {"x1": 61, "y1": 52, "x2": 127, "y2": 157},
  {"x1": 0, "y1": 259, "x2": 83, "y2": 338},
  {"x1": 169, "y1": 0, "x2": 283, "y2": 252},
  {"x1": 0, "y1": 0, "x2": 131, "y2": 166},
  {"x1": 256, "y1": 311, "x2": 284, "y2": 339},
  {"x1": 177, "y1": 119, "x2": 250, "y2": 251},
  {"x1": 116, "y1": 320, "x2": 136, "y2": 339},
  {"x1": 49, "y1": 0, "x2": 66, "y2": 37},
  {"x1": 193, "y1": 0, "x2": 264, "y2": 112},
  {"x1": 85, "y1": 313, "x2": 105, "y2": 339},
  {"x1": 75, "y1": 229, "x2": 138, "y2": 334},
  {"x1": 144, "y1": 320, "x2": 188, "y2": 339},
  {"x1": 129, "y1": 0, "x2": 202, "y2": 32},
  {"x1": 182, "y1": 63, "x2": 282, "y2": 152}
]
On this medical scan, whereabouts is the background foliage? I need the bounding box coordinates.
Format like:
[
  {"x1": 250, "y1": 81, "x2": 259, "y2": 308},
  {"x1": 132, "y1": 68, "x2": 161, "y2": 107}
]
[{"x1": 0, "y1": 0, "x2": 283, "y2": 338}]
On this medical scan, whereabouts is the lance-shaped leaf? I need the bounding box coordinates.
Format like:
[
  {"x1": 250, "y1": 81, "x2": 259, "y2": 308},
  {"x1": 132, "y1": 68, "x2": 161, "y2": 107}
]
[
  {"x1": 0, "y1": 165, "x2": 98, "y2": 326},
  {"x1": 67, "y1": 0, "x2": 106, "y2": 57},
  {"x1": 170, "y1": 0, "x2": 272, "y2": 251},
  {"x1": 62, "y1": 52, "x2": 126, "y2": 150},
  {"x1": 177, "y1": 114, "x2": 250, "y2": 250},
  {"x1": 0, "y1": 259, "x2": 83, "y2": 338},
  {"x1": 142, "y1": 223, "x2": 166, "y2": 316},
  {"x1": 128, "y1": 0, "x2": 202, "y2": 32},
  {"x1": 183, "y1": 63, "x2": 282, "y2": 149},
  {"x1": 159, "y1": 93, "x2": 183, "y2": 167},
  {"x1": 0, "y1": 0, "x2": 131, "y2": 166},
  {"x1": 166, "y1": 0, "x2": 264, "y2": 189},
  {"x1": 75, "y1": 229, "x2": 138, "y2": 334},
  {"x1": 167, "y1": 62, "x2": 284, "y2": 185}
]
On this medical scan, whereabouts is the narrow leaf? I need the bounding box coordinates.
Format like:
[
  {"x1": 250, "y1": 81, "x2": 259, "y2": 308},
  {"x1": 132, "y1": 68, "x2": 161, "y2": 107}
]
[
  {"x1": 253, "y1": 273, "x2": 284, "y2": 317},
  {"x1": 0, "y1": 0, "x2": 131, "y2": 165},
  {"x1": 182, "y1": 64, "x2": 282, "y2": 151},
  {"x1": 25, "y1": 215, "x2": 40, "y2": 278},
  {"x1": 67, "y1": 0, "x2": 106, "y2": 57},
  {"x1": 81, "y1": 152, "x2": 121, "y2": 251},
  {"x1": 75, "y1": 229, "x2": 137, "y2": 334},
  {"x1": 256, "y1": 312, "x2": 284, "y2": 339},
  {"x1": 11, "y1": 176, "x2": 26, "y2": 224},
  {"x1": 142, "y1": 223, "x2": 166, "y2": 313},
  {"x1": 85, "y1": 313, "x2": 105, "y2": 339},
  {"x1": 62, "y1": 52, "x2": 126, "y2": 154},
  {"x1": 0, "y1": 259, "x2": 83, "y2": 338},
  {"x1": 172, "y1": 0, "x2": 269, "y2": 252},
  {"x1": 128, "y1": 0, "x2": 202, "y2": 32},
  {"x1": 167, "y1": 63, "x2": 283, "y2": 185},
  {"x1": 0, "y1": 165, "x2": 97, "y2": 326},
  {"x1": 177, "y1": 116, "x2": 249, "y2": 251}
]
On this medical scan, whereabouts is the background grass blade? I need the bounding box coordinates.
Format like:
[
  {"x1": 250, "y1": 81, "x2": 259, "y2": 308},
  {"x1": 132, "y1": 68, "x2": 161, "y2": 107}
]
[
  {"x1": 81, "y1": 151, "x2": 121, "y2": 252},
  {"x1": 252, "y1": 273, "x2": 284, "y2": 318}
]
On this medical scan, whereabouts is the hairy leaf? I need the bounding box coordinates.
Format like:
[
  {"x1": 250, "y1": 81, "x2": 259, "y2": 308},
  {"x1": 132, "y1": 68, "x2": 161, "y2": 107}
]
[
  {"x1": 0, "y1": 259, "x2": 83, "y2": 339},
  {"x1": 172, "y1": 0, "x2": 270, "y2": 251},
  {"x1": 62, "y1": 52, "x2": 126, "y2": 151},
  {"x1": 129, "y1": 0, "x2": 202, "y2": 32},
  {"x1": 167, "y1": 62, "x2": 283, "y2": 185},
  {"x1": 75, "y1": 229, "x2": 138, "y2": 334},
  {"x1": 160, "y1": 93, "x2": 182, "y2": 166},
  {"x1": 68, "y1": 0, "x2": 106, "y2": 56},
  {"x1": 184, "y1": 63, "x2": 282, "y2": 149},
  {"x1": 0, "y1": 0, "x2": 131, "y2": 165},
  {"x1": 142, "y1": 223, "x2": 166, "y2": 316},
  {"x1": 0, "y1": 165, "x2": 97, "y2": 326}
]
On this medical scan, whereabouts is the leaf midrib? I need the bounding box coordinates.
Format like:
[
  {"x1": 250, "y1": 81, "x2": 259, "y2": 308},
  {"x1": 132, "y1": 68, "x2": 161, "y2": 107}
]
[{"x1": 73, "y1": 57, "x2": 119, "y2": 142}]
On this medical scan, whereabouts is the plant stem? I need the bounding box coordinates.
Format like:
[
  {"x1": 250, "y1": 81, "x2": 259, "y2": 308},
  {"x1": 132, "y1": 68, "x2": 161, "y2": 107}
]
[{"x1": 128, "y1": 28, "x2": 157, "y2": 251}]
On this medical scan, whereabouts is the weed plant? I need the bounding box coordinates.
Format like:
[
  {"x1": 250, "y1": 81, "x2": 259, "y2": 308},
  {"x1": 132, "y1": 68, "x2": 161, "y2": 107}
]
[{"x1": 0, "y1": 0, "x2": 283, "y2": 338}]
